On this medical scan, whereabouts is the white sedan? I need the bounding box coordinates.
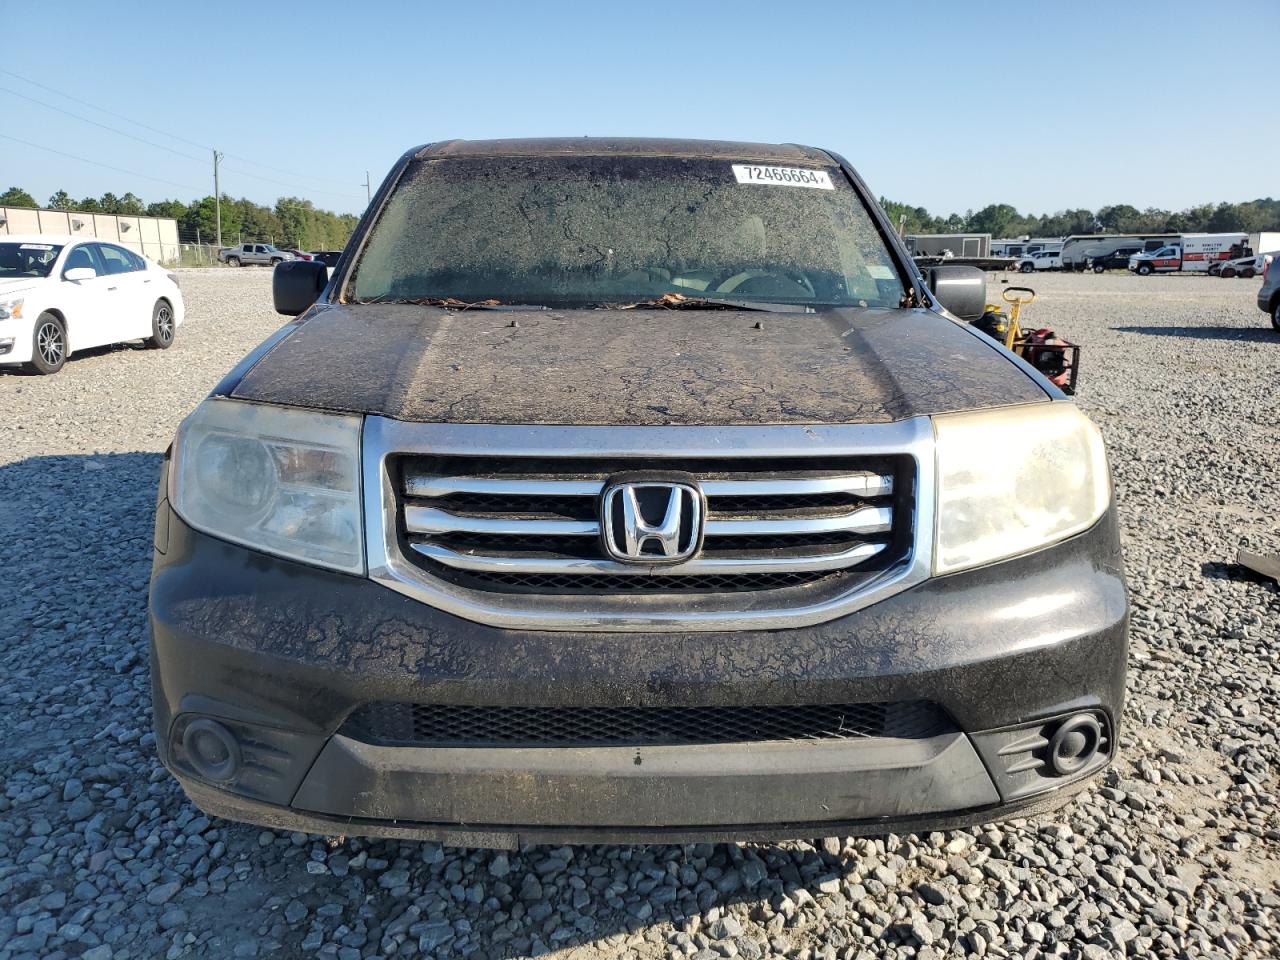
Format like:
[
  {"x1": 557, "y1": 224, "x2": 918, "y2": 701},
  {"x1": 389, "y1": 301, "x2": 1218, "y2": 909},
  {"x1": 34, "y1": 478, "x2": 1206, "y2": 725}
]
[{"x1": 0, "y1": 234, "x2": 185, "y2": 374}]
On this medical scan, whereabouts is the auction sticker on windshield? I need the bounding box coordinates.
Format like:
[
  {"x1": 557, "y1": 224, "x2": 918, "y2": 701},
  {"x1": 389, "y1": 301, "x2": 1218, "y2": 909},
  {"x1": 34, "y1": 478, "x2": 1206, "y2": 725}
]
[{"x1": 731, "y1": 164, "x2": 834, "y2": 190}]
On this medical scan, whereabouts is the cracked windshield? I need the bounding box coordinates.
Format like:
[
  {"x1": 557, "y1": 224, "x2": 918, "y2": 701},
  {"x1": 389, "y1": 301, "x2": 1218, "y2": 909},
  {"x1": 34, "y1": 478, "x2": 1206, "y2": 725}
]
[{"x1": 350, "y1": 155, "x2": 905, "y2": 308}]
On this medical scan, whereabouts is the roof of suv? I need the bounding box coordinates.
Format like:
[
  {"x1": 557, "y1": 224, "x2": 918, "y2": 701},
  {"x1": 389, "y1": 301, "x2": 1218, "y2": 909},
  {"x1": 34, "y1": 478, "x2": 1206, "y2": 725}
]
[{"x1": 414, "y1": 137, "x2": 835, "y2": 164}]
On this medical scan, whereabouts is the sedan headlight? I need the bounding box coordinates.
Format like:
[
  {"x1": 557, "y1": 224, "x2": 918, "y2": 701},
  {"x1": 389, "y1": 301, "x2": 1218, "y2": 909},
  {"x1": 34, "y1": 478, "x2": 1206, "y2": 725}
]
[
  {"x1": 933, "y1": 403, "x2": 1110, "y2": 575},
  {"x1": 170, "y1": 399, "x2": 364, "y2": 574},
  {"x1": 0, "y1": 298, "x2": 23, "y2": 320}
]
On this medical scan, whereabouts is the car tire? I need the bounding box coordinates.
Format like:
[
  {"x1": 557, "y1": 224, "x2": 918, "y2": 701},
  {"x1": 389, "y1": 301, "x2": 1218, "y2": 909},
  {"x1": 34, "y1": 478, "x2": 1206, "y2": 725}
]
[
  {"x1": 271, "y1": 258, "x2": 284, "y2": 266},
  {"x1": 227, "y1": 256, "x2": 241, "y2": 267},
  {"x1": 1222, "y1": 267, "x2": 1236, "y2": 279},
  {"x1": 1241, "y1": 268, "x2": 1255, "y2": 279},
  {"x1": 1093, "y1": 264, "x2": 1105, "y2": 273},
  {"x1": 30, "y1": 313, "x2": 67, "y2": 375},
  {"x1": 1272, "y1": 300, "x2": 1280, "y2": 331},
  {"x1": 147, "y1": 300, "x2": 176, "y2": 349},
  {"x1": 1020, "y1": 263, "x2": 1033, "y2": 273},
  {"x1": 1137, "y1": 263, "x2": 1152, "y2": 276}
]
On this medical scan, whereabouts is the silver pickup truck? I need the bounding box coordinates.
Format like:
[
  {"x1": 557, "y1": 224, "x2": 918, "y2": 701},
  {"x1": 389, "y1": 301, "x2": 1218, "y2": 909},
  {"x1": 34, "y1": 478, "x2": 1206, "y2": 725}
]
[{"x1": 217, "y1": 242, "x2": 293, "y2": 267}]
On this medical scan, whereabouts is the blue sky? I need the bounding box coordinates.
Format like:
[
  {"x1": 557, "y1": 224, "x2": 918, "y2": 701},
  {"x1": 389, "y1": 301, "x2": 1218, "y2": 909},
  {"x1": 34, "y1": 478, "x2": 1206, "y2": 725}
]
[{"x1": 0, "y1": 0, "x2": 1272, "y2": 218}]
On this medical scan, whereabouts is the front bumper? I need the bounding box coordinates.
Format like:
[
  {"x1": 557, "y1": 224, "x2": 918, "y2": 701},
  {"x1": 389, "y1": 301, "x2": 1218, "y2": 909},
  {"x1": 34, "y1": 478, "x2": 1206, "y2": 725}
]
[{"x1": 150, "y1": 494, "x2": 1128, "y2": 847}]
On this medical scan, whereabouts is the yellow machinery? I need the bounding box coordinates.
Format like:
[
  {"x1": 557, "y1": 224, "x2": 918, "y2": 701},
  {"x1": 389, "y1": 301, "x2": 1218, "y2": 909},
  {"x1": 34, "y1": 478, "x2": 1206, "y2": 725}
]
[{"x1": 975, "y1": 286, "x2": 1080, "y2": 393}]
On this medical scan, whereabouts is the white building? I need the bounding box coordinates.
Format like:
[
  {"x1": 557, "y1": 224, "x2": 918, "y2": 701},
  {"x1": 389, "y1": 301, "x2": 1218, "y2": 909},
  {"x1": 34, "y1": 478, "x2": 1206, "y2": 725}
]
[{"x1": 0, "y1": 205, "x2": 179, "y2": 263}]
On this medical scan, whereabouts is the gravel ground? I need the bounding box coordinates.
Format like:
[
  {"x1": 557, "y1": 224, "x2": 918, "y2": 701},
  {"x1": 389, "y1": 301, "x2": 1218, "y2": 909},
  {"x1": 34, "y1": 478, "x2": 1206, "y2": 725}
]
[{"x1": 1, "y1": 268, "x2": 1276, "y2": 960}]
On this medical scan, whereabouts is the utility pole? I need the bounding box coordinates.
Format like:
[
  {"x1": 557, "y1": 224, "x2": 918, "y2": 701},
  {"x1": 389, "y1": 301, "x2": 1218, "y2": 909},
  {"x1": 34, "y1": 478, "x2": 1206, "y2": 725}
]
[
  {"x1": 213, "y1": 149, "x2": 224, "y2": 247},
  {"x1": 362, "y1": 171, "x2": 371, "y2": 205}
]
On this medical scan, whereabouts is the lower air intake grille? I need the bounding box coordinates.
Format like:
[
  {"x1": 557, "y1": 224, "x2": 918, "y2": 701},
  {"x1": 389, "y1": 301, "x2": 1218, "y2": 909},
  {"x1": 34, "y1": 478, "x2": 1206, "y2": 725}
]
[{"x1": 342, "y1": 700, "x2": 950, "y2": 748}]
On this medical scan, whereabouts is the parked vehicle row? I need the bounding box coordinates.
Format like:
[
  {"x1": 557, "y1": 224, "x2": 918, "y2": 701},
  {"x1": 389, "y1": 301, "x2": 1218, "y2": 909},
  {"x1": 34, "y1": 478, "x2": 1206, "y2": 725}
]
[
  {"x1": 0, "y1": 235, "x2": 184, "y2": 374},
  {"x1": 217, "y1": 242, "x2": 295, "y2": 267},
  {"x1": 1013, "y1": 232, "x2": 1276, "y2": 277}
]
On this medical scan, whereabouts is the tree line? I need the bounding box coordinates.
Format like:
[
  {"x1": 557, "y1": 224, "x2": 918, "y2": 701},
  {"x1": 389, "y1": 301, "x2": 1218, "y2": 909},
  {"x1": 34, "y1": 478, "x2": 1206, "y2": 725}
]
[
  {"x1": 879, "y1": 197, "x2": 1280, "y2": 239},
  {"x1": 0, "y1": 186, "x2": 360, "y2": 251},
  {"x1": 6, "y1": 183, "x2": 1279, "y2": 249}
]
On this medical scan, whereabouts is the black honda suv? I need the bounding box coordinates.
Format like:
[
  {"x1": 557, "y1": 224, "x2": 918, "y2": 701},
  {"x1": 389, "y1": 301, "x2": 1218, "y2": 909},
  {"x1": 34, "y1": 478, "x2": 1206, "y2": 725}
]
[{"x1": 149, "y1": 138, "x2": 1128, "y2": 847}]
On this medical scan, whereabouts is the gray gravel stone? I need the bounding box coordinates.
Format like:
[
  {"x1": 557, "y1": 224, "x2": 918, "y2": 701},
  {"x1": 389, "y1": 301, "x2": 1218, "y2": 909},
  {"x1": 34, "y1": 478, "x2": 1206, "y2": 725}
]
[{"x1": 1, "y1": 270, "x2": 1278, "y2": 958}]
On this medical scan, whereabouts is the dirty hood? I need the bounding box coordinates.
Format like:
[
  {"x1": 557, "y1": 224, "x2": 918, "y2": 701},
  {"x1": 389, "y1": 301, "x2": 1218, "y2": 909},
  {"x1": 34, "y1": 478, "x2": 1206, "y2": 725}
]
[{"x1": 230, "y1": 304, "x2": 1047, "y2": 426}]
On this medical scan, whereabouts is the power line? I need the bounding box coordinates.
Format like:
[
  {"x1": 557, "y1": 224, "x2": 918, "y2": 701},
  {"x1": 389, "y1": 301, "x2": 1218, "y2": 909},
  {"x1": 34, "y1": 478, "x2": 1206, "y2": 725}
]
[
  {"x1": 221, "y1": 150, "x2": 357, "y2": 189},
  {"x1": 0, "y1": 68, "x2": 209, "y2": 152},
  {"x1": 0, "y1": 86, "x2": 209, "y2": 165},
  {"x1": 215, "y1": 161, "x2": 365, "y2": 201},
  {"x1": 0, "y1": 67, "x2": 365, "y2": 194},
  {"x1": 0, "y1": 133, "x2": 205, "y2": 193}
]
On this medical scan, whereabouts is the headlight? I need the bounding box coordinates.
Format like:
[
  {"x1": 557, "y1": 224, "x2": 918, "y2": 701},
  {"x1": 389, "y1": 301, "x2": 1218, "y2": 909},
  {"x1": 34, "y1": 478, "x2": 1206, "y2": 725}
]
[
  {"x1": 170, "y1": 399, "x2": 364, "y2": 574},
  {"x1": 0, "y1": 298, "x2": 23, "y2": 320},
  {"x1": 932, "y1": 403, "x2": 1110, "y2": 575}
]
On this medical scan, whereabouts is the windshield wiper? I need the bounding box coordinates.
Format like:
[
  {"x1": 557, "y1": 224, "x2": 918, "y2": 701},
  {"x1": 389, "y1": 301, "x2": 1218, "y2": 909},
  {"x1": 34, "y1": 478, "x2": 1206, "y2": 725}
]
[
  {"x1": 611, "y1": 293, "x2": 805, "y2": 313},
  {"x1": 352, "y1": 296, "x2": 507, "y2": 310}
]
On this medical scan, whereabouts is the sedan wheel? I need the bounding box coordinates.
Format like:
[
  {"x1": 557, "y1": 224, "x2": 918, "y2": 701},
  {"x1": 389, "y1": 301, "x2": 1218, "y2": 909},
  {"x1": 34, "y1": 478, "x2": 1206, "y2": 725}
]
[
  {"x1": 148, "y1": 300, "x2": 175, "y2": 349},
  {"x1": 31, "y1": 313, "x2": 67, "y2": 375},
  {"x1": 1272, "y1": 301, "x2": 1280, "y2": 332}
]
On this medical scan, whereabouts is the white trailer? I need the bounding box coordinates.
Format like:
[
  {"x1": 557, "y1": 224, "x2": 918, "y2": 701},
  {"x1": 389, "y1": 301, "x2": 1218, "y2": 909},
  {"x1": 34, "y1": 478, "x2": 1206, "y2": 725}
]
[
  {"x1": 1255, "y1": 232, "x2": 1280, "y2": 256},
  {"x1": 1128, "y1": 233, "x2": 1249, "y2": 275}
]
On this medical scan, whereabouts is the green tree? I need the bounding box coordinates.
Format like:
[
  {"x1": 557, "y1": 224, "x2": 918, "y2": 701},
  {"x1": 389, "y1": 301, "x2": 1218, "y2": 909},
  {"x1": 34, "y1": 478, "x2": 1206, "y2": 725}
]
[
  {"x1": 77, "y1": 196, "x2": 103, "y2": 213},
  {"x1": 0, "y1": 186, "x2": 37, "y2": 208},
  {"x1": 1097, "y1": 204, "x2": 1141, "y2": 232},
  {"x1": 967, "y1": 204, "x2": 1021, "y2": 237},
  {"x1": 47, "y1": 190, "x2": 74, "y2": 210},
  {"x1": 116, "y1": 192, "x2": 146, "y2": 216},
  {"x1": 146, "y1": 199, "x2": 188, "y2": 219},
  {"x1": 181, "y1": 195, "x2": 242, "y2": 244}
]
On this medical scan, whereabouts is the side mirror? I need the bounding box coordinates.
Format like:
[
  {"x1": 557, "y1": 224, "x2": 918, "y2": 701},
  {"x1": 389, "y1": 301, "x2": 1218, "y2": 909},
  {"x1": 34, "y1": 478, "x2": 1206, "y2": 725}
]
[
  {"x1": 273, "y1": 259, "x2": 328, "y2": 316},
  {"x1": 63, "y1": 267, "x2": 97, "y2": 282},
  {"x1": 926, "y1": 265, "x2": 986, "y2": 321}
]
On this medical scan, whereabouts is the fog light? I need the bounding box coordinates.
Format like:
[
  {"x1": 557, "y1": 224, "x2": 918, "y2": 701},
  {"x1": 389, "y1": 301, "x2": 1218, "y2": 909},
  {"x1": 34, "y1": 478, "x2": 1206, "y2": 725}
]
[
  {"x1": 1048, "y1": 714, "x2": 1102, "y2": 776},
  {"x1": 0, "y1": 337, "x2": 14, "y2": 356},
  {"x1": 181, "y1": 718, "x2": 242, "y2": 782}
]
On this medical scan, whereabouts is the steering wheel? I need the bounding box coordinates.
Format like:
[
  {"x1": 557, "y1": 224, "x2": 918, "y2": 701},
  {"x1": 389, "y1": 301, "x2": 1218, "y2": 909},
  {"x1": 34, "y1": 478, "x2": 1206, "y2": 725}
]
[{"x1": 710, "y1": 268, "x2": 815, "y2": 298}]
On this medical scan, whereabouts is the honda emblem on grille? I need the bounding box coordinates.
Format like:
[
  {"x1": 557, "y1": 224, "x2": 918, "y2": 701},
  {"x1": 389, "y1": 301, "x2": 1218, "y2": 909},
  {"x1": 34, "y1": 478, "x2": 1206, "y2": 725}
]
[{"x1": 600, "y1": 476, "x2": 704, "y2": 564}]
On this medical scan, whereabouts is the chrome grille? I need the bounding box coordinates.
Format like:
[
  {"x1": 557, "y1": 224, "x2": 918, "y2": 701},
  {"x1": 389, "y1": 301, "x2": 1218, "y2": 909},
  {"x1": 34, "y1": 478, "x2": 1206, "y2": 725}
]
[
  {"x1": 363, "y1": 418, "x2": 935, "y2": 632},
  {"x1": 396, "y1": 455, "x2": 909, "y2": 594}
]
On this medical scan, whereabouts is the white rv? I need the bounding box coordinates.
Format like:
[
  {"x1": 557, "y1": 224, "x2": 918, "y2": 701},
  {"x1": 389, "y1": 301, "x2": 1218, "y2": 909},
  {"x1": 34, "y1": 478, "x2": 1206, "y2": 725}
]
[{"x1": 1059, "y1": 234, "x2": 1176, "y2": 271}]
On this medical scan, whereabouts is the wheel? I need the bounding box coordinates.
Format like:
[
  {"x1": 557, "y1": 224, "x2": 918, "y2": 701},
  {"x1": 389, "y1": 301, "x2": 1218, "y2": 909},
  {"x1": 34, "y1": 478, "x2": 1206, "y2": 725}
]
[
  {"x1": 271, "y1": 257, "x2": 284, "y2": 266},
  {"x1": 1020, "y1": 263, "x2": 1033, "y2": 273},
  {"x1": 226, "y1": 256, "x2": 241, "y2": 267},
  {"x1": 1137, "y1": 263, "x2": 1152, "y2": 276},
  {"x1": 1241, "y1": 268, "x2": 1255, "y2": 279},
  {"x1": 1221, "y1": 267, "x2": 1236, "y2": 278},
  {"x1": 1093, "y1": 264, "x2": 1105, "y2": 273},
  {"x1": 1272, "y1": 300, "x2": 1280, "y2": 332},
  {"x1": 147, "y1": 300, "x2": 175, "y2": 349},
  {"x1": 30, "y1": 313, "x2": 67, "y2": 375}
]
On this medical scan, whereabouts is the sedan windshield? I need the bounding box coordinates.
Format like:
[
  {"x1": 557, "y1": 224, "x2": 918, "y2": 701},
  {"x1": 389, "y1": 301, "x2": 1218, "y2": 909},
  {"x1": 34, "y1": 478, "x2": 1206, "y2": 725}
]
[
  {"x1": 0, "y1": 242, "x2": 64, "y2": 279},
  {"x1": 349, "y1": 155, "x2": 905, "y2": 309}
]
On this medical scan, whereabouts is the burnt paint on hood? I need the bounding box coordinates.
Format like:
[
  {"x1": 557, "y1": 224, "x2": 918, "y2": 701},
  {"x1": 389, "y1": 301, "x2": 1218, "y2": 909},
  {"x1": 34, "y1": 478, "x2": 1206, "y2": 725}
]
[{"x1": 229, "y1": 304, "x2": 1047, "y2": 426}]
